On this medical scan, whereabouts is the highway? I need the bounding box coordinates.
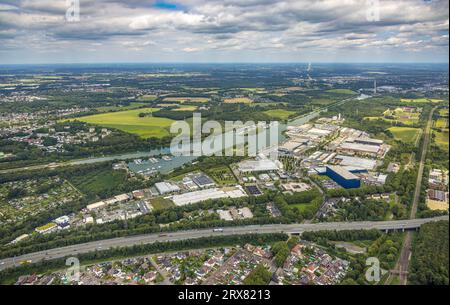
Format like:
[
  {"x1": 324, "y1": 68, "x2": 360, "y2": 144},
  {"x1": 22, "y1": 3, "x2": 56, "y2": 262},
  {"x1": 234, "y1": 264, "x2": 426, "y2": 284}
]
[{"x1": 0, "y1": 216, "x2": 447, "y2": 272}]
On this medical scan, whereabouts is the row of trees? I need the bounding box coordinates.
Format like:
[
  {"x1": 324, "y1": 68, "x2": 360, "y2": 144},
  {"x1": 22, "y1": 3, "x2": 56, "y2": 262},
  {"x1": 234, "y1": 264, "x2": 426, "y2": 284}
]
[{"x1": 409, "y1": 221, "x2": 449, "y2": 285}]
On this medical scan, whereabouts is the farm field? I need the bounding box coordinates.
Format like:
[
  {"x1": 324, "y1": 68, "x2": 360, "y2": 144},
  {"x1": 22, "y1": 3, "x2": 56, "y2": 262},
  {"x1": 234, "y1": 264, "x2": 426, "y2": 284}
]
[
  {"x1": 388, "y1": 127, "x2": 422, "y2": 143},
  {"x1": 173, "y1": 105, "x2": 198, "y2": 112},
  {"x1": 439, "y1": 108, "x2": 449, "y2": 117},
  {"x1": 137, "y1": 95, "x2": 158, "y2": 101},
  {"x1": 435, "y1": 118, "x2": 448, "y2": 129},
  {"x1": 224, "y1": 97, "x2": 253, "y2": 104},
  {"x1": 426, "y1": 199, "x2": 449, "y2": 211},
  {"x1": 433, "y1": 130, "x2": 449, "y2": 150},
  {"x1": 263, "y1": 109, "x2": 296, "y2": 120},
  {"x1": 400, "y1": 98, "x2": 444, "y2": 104},
  {"x1": 69, "y1": 108, "x2": 175, "y2": 139},
  {"x1": 163, "y1": 97, "x2": 209, "y2": 103}
]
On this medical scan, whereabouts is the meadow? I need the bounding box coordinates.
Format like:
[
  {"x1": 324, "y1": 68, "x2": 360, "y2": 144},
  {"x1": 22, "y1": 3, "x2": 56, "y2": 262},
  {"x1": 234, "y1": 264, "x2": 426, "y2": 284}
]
[
  {"x1": 435, "y1": 118, "x2": 448, "y2": 129},
  {"x1": 70, "y1": 108, "x2": 175, "y2": 139},
  {"x1": 163, "y1": 97, "x2": 209, "y2": 103},
  {"x1": 433, "y1": 130, "x2": 449, "y2": 150},
  {"x1": 149, "y1": 197, "x2": 175, "y2": 210},
  {"x1": 388, "y1": 127, "x2": 421, "y2": 143},
  {"x1": 173, "y1": 105, "x2": 198, "y2": 112},
  {"x1": 263, "y1": 109, "x2": 296, "y2": 120},
  {"x1": 224, "y1": 97, "x2": 253, "y2": 104},
  {"x1": 438, "y1": 108, "x2": 449, "y2": 117},
  {"x1": 137, "y1": 95, "x2": 158, "y2": 101}
]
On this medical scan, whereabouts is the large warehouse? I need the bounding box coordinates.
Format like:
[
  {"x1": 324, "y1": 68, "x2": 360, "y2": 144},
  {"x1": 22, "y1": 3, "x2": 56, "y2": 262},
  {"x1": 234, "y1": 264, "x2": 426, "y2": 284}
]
[
  {"x1": 171, "y1": 186, "x2": 247, "y2": 206},
  {"x1": 326, "y1": 166, "x2": 361, "y2": 189}
]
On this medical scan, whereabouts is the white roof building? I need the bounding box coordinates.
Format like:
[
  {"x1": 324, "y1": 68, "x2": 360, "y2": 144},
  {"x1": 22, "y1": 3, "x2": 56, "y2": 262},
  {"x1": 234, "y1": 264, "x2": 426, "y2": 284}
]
[
  {"x1": 86, "y1": 201, "x2": 106, "y2": 211},
  {"x1": 238, "y1": 159, "x2": 283, "y2": 173},
  {"x1": 155, "y1": 182, "x2": 181, "y2": 195},
  {"x1": 171, "y1": 186, "x2": 247, "y2": 206},
  {"x1": 115, "y1": 194, "x2": 130, "y2": 202},
  {"x1": 334, "y1": 155, "x2": 377, "y2": 170}
]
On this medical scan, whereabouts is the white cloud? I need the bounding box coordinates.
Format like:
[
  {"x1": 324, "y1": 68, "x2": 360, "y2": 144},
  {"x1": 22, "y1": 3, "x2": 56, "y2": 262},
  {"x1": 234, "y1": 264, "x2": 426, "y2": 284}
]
[{"x1": 0, "y1": 0, "x2": 447, "y2": 63}]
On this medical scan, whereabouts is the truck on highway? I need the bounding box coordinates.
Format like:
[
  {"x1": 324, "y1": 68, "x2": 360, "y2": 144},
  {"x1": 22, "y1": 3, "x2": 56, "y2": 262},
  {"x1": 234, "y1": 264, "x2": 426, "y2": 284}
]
[{"x1": 213, "y1": 228, "x2": 224, "y2": 233}]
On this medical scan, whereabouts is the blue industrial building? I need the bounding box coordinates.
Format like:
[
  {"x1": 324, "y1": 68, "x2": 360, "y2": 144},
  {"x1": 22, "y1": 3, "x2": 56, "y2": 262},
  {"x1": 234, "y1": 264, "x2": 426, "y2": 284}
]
[{"x1": 325, "y1": 166, "x2": 361, "y2": 189}]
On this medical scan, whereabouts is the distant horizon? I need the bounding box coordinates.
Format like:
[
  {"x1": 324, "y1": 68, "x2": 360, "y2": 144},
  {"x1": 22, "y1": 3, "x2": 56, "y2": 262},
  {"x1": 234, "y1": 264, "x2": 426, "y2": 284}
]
[{"x1": 0, "y1": 61, "x2": 448, "y2": 66}]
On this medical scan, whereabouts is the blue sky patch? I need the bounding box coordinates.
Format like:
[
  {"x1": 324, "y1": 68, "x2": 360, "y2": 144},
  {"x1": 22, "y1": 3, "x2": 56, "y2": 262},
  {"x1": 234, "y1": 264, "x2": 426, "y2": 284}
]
[{"x1": 153, "y1": 1, "x2": 184, "y2": 11}]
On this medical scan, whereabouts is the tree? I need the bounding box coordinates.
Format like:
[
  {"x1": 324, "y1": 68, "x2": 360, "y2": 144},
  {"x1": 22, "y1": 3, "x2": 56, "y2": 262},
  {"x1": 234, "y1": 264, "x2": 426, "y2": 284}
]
[{"x1": 243, "y1": 264, "x2": 272, "y2": 285}]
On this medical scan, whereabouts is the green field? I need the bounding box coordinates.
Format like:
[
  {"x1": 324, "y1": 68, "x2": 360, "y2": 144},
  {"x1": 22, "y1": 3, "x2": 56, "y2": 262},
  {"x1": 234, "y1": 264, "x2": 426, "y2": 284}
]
[
  {"x1": 163, "y1": 97, "x2": 209, "y2": 103},
  {"x1": 137, "y1": 95, "x2": 158, "y2": 101},
  {"x1": 435, "y1": 118, "x2": 448, "y2": 129},
  {"x1": 439, "y1": 109, "x2": 449, "y2": 117},
  {"x1": 70, "y1": 108, "x2": 175, "y2": 139},
  {"x1": 388, "y1": 127, "x2": 421, "y2": 143},
  {"x1": 263, "y1": 109, "x2": 296, "y2": 120},
  {"x1": 149, "y1": 197, "x2": 175, "y2": 210},
  {"x1": 433, "y1": 130, "x2": 449, "y2": 150},
  {"x1": 173, "y1": 105, "x2": 198, "y2": 112}
]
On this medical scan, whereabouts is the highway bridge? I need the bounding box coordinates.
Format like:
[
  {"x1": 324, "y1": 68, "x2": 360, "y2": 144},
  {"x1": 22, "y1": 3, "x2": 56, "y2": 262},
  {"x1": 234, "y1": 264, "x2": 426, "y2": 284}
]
[{"x1": 0, "y1": 216, "x2": 447, "y2": 272}]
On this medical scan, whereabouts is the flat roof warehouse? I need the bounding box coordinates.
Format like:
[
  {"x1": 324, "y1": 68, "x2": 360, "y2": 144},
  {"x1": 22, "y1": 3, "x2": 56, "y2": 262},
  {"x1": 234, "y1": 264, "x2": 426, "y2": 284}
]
[
  {"x1": 327, "y1": 165, "x2": 359, "y2": 180},
  {"x1": 171, "y1": 186, "x2": 247, "y2": 206}
]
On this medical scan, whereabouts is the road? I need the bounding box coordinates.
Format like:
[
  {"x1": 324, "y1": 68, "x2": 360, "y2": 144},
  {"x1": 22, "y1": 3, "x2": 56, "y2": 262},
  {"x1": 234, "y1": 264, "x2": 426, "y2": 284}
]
[
  {"x1": 387, "y1": 107, "x2": 437, "y2": 285},
  {"x1": 1, "y1": 215, "x2": 447, "y2": 272}
]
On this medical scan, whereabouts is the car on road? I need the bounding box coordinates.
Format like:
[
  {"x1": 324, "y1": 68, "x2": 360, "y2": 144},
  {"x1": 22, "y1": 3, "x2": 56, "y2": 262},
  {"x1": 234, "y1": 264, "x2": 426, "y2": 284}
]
[
  {"x1": 19, "y1": 260, "x2": 32, "y2": 265},
  {"x1": 213, "y1": 228, "x2": 224, "y2": 233}
]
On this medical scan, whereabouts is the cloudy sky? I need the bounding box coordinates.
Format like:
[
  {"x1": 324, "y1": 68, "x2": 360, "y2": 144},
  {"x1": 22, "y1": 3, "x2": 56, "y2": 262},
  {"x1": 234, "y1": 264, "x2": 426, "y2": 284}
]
[{"x1": 0, "y1": 0, "x2": 448, "y2": 64}]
